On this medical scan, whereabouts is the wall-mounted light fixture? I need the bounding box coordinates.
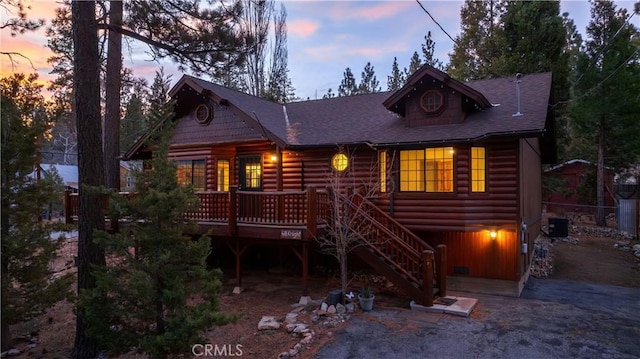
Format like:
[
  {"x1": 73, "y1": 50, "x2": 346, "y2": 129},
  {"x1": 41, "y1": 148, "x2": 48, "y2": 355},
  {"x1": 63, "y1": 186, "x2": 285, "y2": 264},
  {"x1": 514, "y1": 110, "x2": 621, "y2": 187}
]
[
  {"x1": 270, "y1": 154, "x2": 278, "y2": 162},
  {"x1": 490, "y1": 230, "x2": 498, "y2": 240}
]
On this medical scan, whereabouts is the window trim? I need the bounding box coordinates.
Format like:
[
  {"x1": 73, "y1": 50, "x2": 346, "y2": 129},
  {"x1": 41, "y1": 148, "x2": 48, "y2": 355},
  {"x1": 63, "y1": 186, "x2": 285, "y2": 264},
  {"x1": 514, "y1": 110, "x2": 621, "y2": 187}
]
[
  {"x1": 399, "y1": 147, "x2": 455, "y2": 193},
  {"x1": 216, "y1": 159, "x2": 230, "y2": 192},
  {"x1": 331, "y1": 153, "x2": 349, "y2": 172},
  {"x1": 239, "y1": 156, "x2": 262, "y2": 191},
  {"x1": 176, "y1": 159, "x2": 206, "y2": 191},
  {"x1": 379, "y1": 151, "x2": 387, "y2": 193},
  {"x1": 470, "y1": 147, "x2": 486, "y2": 193},
  {"x1": 420, "y1": 90, "x2": 445, "y2": 114}
]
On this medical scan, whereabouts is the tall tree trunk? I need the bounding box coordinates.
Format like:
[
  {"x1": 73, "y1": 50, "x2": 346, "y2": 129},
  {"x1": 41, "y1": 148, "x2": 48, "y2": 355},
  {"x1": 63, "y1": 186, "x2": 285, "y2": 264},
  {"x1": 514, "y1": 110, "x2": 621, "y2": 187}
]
[
  {"x1": 71, "y1": 1, "x2": 107, "y2": 358},
  {"x1": 1, "y1": 262, "x2": 9, "y2": 351},
  {"x1": 104, "y1": 0, "x2": 123, "y2": 191},
  {"x1": 596, "y1": 119, "x2": 606, "y2": 227}
]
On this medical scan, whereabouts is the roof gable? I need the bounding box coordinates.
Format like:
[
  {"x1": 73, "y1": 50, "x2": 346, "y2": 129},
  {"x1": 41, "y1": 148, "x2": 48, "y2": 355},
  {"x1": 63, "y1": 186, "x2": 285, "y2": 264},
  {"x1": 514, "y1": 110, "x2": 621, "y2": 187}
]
[{"x1": 383, "y1": 64, "x2": 492, "y2": 116}]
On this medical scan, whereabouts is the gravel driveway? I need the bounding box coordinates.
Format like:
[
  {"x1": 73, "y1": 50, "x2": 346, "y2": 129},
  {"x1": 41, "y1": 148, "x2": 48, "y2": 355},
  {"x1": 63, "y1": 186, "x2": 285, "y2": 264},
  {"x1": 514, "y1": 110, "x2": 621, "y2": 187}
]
[{"x1": 315, "y1": 278, "x2": 640, "y2": 359}]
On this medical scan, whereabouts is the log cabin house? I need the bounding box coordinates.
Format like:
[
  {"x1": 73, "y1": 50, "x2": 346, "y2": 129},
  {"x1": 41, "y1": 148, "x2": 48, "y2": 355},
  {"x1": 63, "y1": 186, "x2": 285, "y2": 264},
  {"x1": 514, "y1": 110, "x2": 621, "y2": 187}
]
[{"x1": 67, "y1": 64, "x2": 556, "y2": 302}]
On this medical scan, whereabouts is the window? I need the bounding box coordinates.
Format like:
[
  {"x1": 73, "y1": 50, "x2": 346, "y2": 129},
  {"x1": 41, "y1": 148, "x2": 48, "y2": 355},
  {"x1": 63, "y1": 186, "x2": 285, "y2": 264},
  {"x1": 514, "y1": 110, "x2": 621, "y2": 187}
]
[
  {"x1": 239, "y1": 156, "x2": 262, "y2": 190},
  {"x1": 420, "y1": 90, "x2": 444, "y2": 113},
  {"x1": 400, "y1": 150, "x2": 424, "y2": 191},
  {"x1": 331, "y1": 153, "x2": 348, "y2": 172},
  {"x1": 379, "y1": 151, "x2": 387, "y2": 193},
  {"x1": 471, "y1": 147, "x2": 486, "y2": 192},
  {"x1": 400, "y1": 147, "x2": 454, "y2": 192},
  {"x1": 176, "y1": 159, "x2": 206, "y2": 191},
  {"x1": 217, "y1": 159, "x2": 230, "y2": 191}
]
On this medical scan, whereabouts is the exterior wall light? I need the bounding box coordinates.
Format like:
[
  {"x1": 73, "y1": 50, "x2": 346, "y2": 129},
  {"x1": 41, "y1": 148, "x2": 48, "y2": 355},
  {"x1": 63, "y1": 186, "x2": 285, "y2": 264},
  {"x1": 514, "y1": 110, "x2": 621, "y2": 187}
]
[
  {"x1": 332, "y1": 153, "x2": 348, "y2": 171},
  {"x1": 490, "y1": 230, "x2": 497, "y2": 239}
]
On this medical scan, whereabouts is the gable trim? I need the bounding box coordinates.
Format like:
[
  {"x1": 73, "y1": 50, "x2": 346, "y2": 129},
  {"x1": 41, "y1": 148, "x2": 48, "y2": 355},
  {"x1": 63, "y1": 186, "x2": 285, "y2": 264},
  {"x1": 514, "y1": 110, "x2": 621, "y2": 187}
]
[{"x1": 383, "y1": 64, "x2": 492, "y2": 114}]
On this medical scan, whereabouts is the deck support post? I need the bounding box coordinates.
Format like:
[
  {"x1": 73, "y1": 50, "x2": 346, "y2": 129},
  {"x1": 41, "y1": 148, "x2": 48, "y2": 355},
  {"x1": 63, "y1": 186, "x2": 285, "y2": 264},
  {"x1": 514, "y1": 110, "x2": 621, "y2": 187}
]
[
  {"x1": 436, "y1": 244, "x2": 447, "y2": 298},
  {"x1": 289, "y1": 243, "x2": 310, "y2": 296},
  {"x1": 228, "y1": 186, "x2": 238, "y2": 236},
  {"x1": 227, "y1": 238, "x2": 249, "y2": 293},
  {"x1": 302, "y1": 242, "x2": 309, "y2": 295},
  {"x1": 306, "y1": 187, "x2": 317, "y2": 237},
  {"x1": 64, "y1": 189, "x2": 72, "y2": 224},
  {"x1": 422, "y1": 250, "x2": 434, "y2": 307}
]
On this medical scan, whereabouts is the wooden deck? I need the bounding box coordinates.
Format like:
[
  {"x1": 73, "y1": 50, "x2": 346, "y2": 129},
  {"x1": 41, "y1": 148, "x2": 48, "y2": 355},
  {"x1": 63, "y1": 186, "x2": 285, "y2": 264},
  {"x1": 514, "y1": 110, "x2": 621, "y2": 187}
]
[
  {"x1": 64, "y1": 186, "x2": 329, "y2": 240},
  {"x1": 65, "y1": 186, "x2": 446, "y2": 306}
]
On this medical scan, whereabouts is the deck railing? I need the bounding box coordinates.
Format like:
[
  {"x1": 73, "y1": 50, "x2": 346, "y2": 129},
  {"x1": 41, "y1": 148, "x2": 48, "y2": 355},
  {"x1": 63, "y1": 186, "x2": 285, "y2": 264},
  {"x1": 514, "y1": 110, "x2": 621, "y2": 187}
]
[{"x1": 65, "y1": 186, "x2": 328, "y2": 236}]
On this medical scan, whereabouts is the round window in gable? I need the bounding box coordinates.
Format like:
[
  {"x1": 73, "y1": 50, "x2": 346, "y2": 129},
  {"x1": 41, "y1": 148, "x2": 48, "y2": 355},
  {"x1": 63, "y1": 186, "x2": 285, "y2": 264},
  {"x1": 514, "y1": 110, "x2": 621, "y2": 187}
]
[
  {"x1": 195, "y1": 103, "x2": 213, "y2": 125},
  {"x1": 420, "y1": 90, "x2": 444, "y2": 114},
  {"x1": 331, "y1": 153, "x2": 348, "y2": 172}
]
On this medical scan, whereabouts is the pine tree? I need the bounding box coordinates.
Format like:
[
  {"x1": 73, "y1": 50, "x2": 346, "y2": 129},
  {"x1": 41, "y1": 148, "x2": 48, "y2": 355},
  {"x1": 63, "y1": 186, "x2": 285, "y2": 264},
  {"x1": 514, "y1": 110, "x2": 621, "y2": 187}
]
[
  {"x1": 358, "y1": 62, "x2": 381, "y2": 94},
  {"x1": 148, "y1": 68, "x2": 172, "y2": 127},
  {"x1": 337, "y1": 67, "x2": 358, "y2": 96},
  {"x1": 1, "y1": 79, "x2": 72, "y2": 351},
  {"x1": 323, "y1": 88, "x2": 336, "y2": 99},
  {"x1": 569, "y1": 0, "x2": 640, "y2": 227},
  {"x1": 120, "y1": 90, "x2": 147, "y2": 153},
  {"x1": 79, "y1": 101, "x2": 235, "y2": 358},
  {"x1": 447, "y1": 0, "x2": 507, "y2": 80},
  {"x1": 404, "y1": 51, "x2": 422, "y2": 79},
  {"x1": 421, "y1": 31, "x2": 444, "y2": 70},
  {"x1": 387, "y1": 57, "x2": 405, "y2": 91}
]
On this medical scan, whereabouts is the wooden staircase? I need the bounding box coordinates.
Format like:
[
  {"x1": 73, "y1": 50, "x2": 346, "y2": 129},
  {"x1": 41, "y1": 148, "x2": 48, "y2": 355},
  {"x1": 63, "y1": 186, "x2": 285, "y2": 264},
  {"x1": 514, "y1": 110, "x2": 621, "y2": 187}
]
[{"x1": 338, "y1": 191, "x2": 447, "y2": 307}]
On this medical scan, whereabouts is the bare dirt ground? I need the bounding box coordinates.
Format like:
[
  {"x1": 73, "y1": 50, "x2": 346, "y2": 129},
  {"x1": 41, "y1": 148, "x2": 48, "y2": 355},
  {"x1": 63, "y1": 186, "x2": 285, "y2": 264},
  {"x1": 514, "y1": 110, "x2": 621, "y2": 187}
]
[
  {"x1": 544, "y1": 213, "x2": 640, "y2": 287},
  {"x1": 7, "y1": 215, "x2": 639, "y2": 358}
]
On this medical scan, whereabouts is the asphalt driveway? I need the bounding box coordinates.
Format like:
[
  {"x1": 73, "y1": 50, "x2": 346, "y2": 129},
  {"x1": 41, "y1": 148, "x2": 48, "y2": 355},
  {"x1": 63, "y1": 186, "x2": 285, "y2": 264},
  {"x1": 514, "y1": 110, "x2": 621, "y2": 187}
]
[{"x1": 314, "y1": 278, "x2": 640, "y2": 359}]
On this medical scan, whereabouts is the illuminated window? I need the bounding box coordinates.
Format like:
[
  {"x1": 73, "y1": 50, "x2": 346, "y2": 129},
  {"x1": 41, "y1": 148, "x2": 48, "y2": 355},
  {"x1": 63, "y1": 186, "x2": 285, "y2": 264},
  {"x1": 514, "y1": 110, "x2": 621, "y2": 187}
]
[
  {"x1": 379, "y1": 151, "x2": 387, "y2": 193},
  {"x1": 217, "y1": 159, "x2": 230, "y2": 192},
  {"x1": 471, "y1": 147, "x2": 486, "y2": 192},
  {"x1": 420, "y1": 90, "x2": 444, "y2": 113},
  {"x1": 332, "y1": 153, "x2": 348, "y2": 172},
  {"x1": 239, "y1": 156, "x2": 261, "y2": 190},
  {"x1": 176, "y1": 159, "x2": 206, "y2": 191},
  {"x1": 400, "y1": 147, "x2": 454, "y2": 192},
  {"x1": 400, "y1": 150, "x2": 424, "y2": 191}
]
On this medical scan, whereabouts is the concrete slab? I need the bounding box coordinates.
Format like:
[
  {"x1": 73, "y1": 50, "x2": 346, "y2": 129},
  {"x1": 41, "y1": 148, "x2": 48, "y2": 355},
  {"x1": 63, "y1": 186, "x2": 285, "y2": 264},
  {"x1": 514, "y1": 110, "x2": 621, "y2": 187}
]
[{"x1": 409, "y1": 296, "x2": 478, "y2": 317}]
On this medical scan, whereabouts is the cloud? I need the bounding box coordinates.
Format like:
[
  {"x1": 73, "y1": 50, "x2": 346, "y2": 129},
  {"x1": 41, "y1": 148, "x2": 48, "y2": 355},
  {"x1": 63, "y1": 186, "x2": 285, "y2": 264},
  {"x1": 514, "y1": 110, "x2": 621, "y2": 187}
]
[
  {"x1": 288, "y1": 19, "x2": 320, "y2": 38},
  {"x1": 0, "y1": 36, "x2": 53, "y2": 78},
  {"x1": 329, "y1": 1, "x2": 414, "y2": 21}
]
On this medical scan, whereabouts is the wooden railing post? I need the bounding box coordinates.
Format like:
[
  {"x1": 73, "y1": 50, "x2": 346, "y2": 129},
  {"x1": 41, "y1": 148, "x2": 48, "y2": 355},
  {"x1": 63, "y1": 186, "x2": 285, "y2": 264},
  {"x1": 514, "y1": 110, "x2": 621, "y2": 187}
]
[
  {"x1": 228, "y1": 186, "x2": 238, "y2": 235},
  {"x1": 422, "y1": 250, "x2": 434, "y2": 307},
  {"x1": 436, "y1": 244, "x2": 447, "y2": 298},
  {"x1": 64, "y1": 189, "x2": 72, "y2": 224},
  {"x1": 306, "y1": 187, "x2": 317, "y2": 236}
]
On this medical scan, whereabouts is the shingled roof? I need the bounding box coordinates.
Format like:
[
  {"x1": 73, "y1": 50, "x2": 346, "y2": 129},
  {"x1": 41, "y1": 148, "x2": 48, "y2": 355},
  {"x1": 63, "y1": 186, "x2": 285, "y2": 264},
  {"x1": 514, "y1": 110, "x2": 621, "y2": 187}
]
[{"x1": 125, "y1": 65, "x2": 553, "y2": 159}]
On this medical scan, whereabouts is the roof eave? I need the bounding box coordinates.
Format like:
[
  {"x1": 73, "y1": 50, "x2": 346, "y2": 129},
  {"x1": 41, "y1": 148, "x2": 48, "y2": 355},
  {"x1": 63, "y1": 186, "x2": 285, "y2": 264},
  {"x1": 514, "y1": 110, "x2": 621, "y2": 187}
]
[{"x1": 370, "y1": 129, "x2": 546, "y2": 148}]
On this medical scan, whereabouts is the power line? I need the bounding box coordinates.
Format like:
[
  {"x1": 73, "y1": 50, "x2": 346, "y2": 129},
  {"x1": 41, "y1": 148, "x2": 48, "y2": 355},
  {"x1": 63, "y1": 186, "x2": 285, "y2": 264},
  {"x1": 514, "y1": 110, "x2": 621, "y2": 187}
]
[
  {"x1": 573, "y1": 11, "x2": 637, "y2": 87},
  {"x1": 415, "y1": 0, "x2": 458, "y2": 45},
  {"x1": 553, "y1": 48, "x2": 640, "y2": 108}
]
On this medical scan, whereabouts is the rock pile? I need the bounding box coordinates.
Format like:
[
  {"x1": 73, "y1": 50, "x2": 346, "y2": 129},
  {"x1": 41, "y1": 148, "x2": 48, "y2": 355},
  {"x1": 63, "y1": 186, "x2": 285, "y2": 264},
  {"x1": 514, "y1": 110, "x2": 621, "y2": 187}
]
[
  {"x1": 258, "y1": 297, "x2": 359, "y2": 358},
  {"x1": 531, "y1": 236, "x2": 554, "y2": 278},
  {"x1": 571, "y1": 225, "x2": 633, "y2": 241},
  {"x1": 615, "y1": 243, "x2": 640, "y2": 258},
  {"x1": 1, "y1": 332, "x2": 40, "y2": 357}
]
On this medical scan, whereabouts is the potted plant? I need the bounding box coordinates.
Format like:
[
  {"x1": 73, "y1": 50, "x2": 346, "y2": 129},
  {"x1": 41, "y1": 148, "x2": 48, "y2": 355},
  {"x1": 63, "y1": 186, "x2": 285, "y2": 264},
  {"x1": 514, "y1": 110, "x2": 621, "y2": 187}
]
[{"x1": 358, "y1": 286, "x2": 375, "y2": 312}]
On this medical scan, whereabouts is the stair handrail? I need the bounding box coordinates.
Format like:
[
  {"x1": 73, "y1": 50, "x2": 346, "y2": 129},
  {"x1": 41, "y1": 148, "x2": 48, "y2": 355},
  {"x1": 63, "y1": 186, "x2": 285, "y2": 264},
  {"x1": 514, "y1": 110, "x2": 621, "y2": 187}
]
[
  {"x1": 336, "y1": 191, "x2": 430, "y2": 283},
  {"x1": 350, "y1": 191, "x2": 435, "y2": 253}
]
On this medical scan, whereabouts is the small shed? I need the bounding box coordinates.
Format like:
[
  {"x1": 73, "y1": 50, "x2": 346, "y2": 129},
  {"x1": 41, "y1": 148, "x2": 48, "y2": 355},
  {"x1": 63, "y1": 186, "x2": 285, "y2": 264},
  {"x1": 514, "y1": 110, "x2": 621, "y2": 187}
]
[{"x1": 543, "y1": 159, "x2": 615, "y2": 214}]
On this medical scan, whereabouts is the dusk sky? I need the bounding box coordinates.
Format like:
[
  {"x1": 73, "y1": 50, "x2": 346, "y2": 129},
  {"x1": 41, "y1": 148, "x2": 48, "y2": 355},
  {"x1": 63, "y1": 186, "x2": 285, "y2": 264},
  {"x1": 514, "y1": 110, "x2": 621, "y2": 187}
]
[{"x1": 1, "y1": 0, "x2": 638, "y2": 100}]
